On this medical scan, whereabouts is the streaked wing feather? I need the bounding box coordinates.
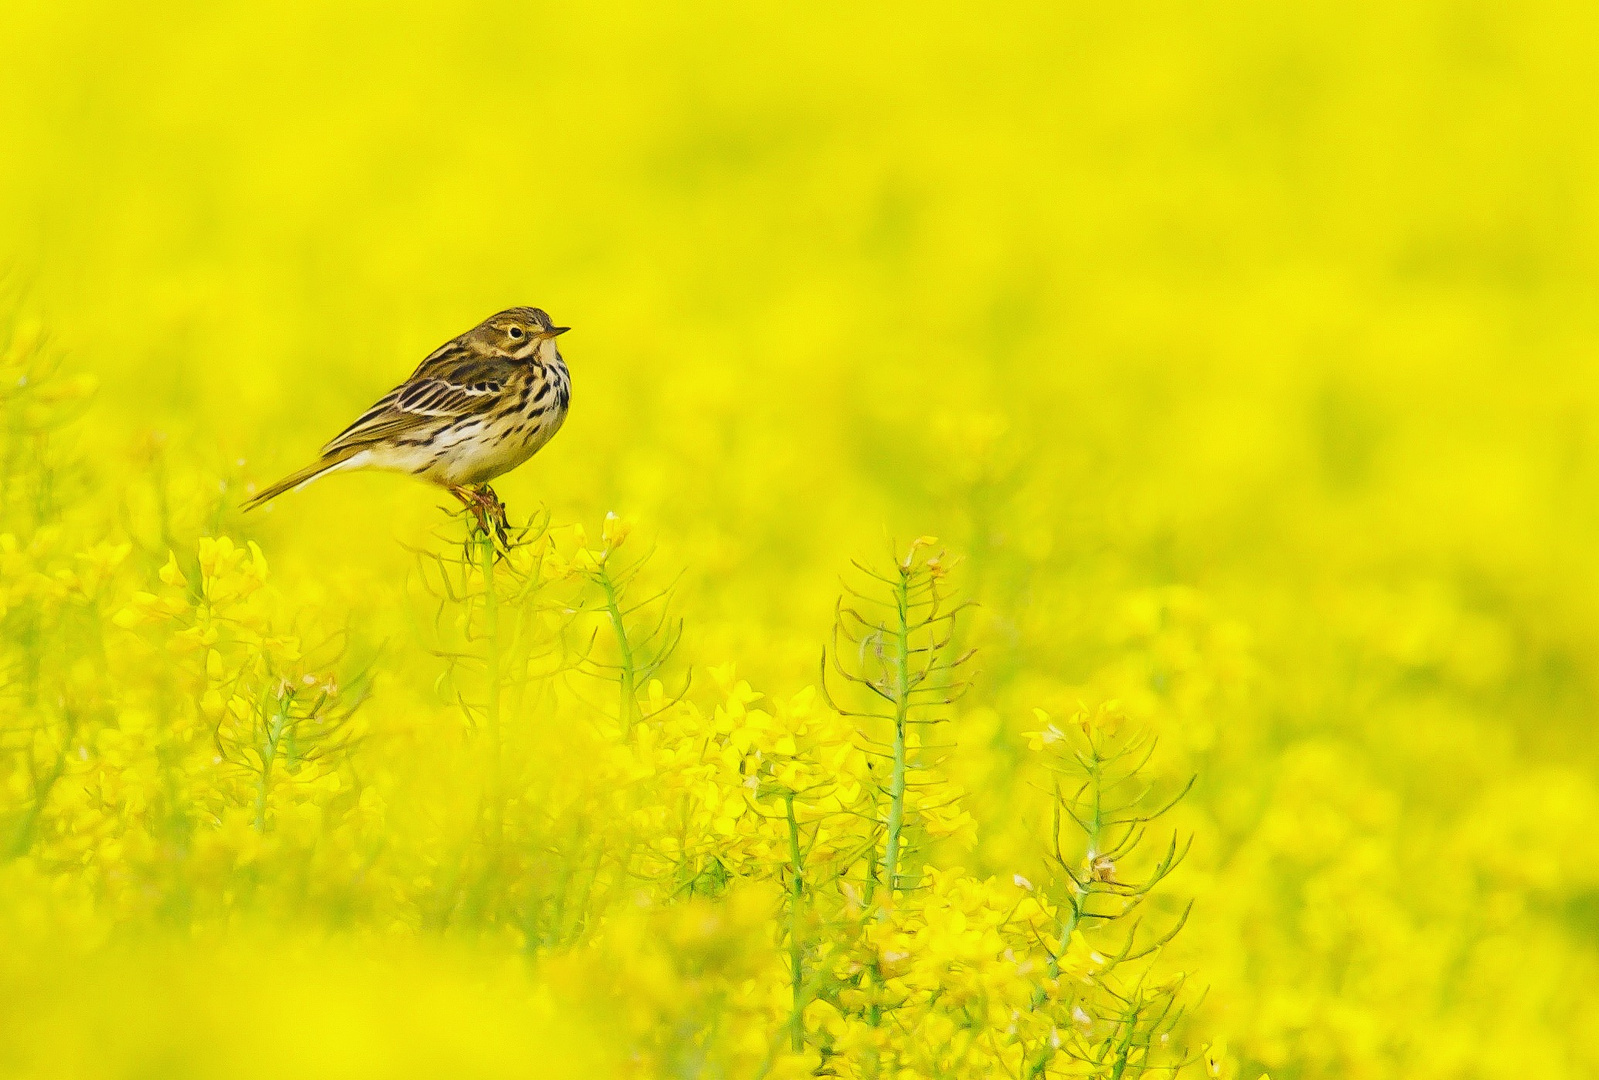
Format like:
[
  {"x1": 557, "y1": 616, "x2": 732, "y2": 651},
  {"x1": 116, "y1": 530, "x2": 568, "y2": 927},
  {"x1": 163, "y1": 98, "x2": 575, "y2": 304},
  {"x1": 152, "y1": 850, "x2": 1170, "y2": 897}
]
[
  {"x1": 321, "y1": 365, "x2": 505, "y2": 456},
  {"x1": 396, "y1": 378, "x2": 501, "y2": 416}
]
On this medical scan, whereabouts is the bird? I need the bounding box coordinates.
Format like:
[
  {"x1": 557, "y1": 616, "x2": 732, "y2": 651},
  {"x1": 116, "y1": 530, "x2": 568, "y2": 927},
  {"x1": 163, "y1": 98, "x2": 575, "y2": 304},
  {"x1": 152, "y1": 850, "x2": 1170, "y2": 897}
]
[{"x1": 243, "y1": 306, "x2": 571, "y2": 541}]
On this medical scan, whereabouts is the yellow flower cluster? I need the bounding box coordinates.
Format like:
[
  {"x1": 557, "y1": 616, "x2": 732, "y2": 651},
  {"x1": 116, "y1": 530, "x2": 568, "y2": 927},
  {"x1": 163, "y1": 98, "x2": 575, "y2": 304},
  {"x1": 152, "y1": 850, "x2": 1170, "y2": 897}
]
[
  {"x1": 4, "y1": 294, "x2": 1597, "y2": 1077},
  {"x1": 0, "y1": 336, "x2": 1200, "y2": 1076}
]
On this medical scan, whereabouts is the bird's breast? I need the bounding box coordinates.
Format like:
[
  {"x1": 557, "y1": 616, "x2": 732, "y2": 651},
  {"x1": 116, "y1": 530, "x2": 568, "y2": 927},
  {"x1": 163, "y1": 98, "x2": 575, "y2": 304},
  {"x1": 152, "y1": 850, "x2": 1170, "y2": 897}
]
[{"x1": 427, "y1": 363, "x2": 569, "y2": 486}]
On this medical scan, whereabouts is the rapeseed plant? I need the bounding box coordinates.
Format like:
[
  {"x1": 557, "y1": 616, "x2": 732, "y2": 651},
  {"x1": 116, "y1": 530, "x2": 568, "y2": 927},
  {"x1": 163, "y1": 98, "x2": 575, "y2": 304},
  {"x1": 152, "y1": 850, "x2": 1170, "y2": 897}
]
[
  {"x1": 0, "y1": 328, "x2": 1202, "y2": 1076},
  {"x1": 4, "y1": 3, "x2": 1599, "y2": 1077}
]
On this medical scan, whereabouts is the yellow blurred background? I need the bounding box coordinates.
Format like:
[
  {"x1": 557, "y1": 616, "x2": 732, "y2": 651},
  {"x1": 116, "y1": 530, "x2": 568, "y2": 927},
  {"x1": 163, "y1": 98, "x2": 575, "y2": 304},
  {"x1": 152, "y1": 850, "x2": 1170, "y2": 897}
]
[{"x1": 2, "y1": 2, "x2": 1598, "y2": 1077}]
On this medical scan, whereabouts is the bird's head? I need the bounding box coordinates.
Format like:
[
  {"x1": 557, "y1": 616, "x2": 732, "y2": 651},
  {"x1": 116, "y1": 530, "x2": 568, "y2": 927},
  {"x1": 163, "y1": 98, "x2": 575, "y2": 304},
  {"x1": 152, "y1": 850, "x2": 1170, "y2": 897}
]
[{"x1": 471, "y1": 307, "x2": 570, "y2": 361}]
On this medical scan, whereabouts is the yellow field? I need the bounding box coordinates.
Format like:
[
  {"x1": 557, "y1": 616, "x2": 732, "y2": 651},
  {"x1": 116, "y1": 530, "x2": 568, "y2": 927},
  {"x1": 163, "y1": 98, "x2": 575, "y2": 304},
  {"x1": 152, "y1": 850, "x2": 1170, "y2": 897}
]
[{"x1": 2, "y1": 3, "x2": 1597, "y2": 1077}]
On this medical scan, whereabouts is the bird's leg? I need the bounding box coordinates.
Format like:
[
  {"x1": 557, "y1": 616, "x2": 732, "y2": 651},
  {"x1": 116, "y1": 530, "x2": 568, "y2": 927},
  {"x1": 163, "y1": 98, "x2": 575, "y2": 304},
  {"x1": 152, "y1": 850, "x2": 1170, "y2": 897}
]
[
  {"x1": 446, "y1": 483, "x2": 497, "y2": 542},
  {"x1": 473, "y1": 484, "x2": 512, "y2": 548}
]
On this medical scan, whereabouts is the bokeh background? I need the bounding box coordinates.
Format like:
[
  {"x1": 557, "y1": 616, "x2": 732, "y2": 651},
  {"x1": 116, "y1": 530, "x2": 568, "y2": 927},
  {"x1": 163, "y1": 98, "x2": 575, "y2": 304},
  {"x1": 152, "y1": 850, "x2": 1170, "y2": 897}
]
[{"x1": 3, "y1": 2, "x2": 1598, "y2": 1077}]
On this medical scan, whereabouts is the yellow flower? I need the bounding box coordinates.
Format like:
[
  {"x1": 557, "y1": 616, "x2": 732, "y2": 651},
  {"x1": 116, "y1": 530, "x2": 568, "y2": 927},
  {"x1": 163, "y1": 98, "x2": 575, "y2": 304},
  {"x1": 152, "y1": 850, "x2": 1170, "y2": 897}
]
[
  {"x1": 601, "y1": 511, "x2": 634, "y2": 551},
  {"x1": 1204, "y1": 1038, "x2": 1232, "y2": 1079},
  {"x1": 158, "y1": 551, "x2": 186, "y2": 587}
]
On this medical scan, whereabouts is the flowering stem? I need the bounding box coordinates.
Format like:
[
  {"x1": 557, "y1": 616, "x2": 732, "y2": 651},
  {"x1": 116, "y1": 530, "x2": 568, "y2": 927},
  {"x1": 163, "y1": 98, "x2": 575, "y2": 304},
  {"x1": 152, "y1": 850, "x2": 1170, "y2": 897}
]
[
  {"x1": 863, "y1": 795, "x2": 880, "y2": 907},
  {"x1": 881, "y1": 564, "x2": 912, "y2": 894},
  {"x1": 7, "y1": 707, "x2": 76, "y2": 858},
  {"x1": 1076, "y1": 742, "x2": 1104, "y2": 927},
  {"x1": 1054, "y1": 758, "x2": 1100, "y2": 980},
  {"x1": 480, "y1": 530, "x2": 503, "y2": 838},
  {"x1": 595, "y1": 561, "x2": 638, "y2": 733},
  {"x1": 254, "y1": 692, "x2": 289, "y2": 831},
  {"x1": 784, "y1": 792, "x2": 806, "y2": 1052}
]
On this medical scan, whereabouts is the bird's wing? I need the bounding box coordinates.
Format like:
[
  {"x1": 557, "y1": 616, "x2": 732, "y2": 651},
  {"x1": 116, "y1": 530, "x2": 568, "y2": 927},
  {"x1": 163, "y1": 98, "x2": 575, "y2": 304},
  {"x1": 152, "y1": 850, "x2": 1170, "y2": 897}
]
[
  {"x1": 319, "y1": 368, "x2": 505, "y2": 456},
  {"x1": 407, "y1": 337, "x2": 472, "y2": 380}
]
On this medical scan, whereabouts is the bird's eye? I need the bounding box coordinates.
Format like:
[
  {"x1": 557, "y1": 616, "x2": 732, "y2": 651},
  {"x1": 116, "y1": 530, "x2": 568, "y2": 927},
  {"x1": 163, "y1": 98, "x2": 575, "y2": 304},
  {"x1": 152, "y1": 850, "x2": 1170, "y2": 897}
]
[{"x1": 508, "y1": 326, "x2": 524, "y2": 340}]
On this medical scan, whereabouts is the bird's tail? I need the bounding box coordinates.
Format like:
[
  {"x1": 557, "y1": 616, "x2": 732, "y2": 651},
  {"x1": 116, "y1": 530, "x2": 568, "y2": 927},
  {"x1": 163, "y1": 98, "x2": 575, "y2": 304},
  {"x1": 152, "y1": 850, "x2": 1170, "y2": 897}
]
[{"x1": 241, "y1": 453, "x2": 354, "y2": 512}]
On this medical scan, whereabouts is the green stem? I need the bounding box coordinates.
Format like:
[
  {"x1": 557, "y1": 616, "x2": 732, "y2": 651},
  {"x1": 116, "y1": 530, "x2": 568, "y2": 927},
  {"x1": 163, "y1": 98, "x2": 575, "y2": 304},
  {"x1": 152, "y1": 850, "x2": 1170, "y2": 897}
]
[
  {"x1": 596, "y1": 563, "x2": 638, "y2": 733},
  {"x1": 1065, "y1": 750, "x2": 1103, "y2": 940},
  {"x1": 255, "y1": 693, "x2": 288, "y2": 831},
  {"x1": 480, "y1": 530, "x2": 503, "y2": 838},
  {"x1": 863, "y1": 796, "x2": 880, "y2": 907},
  {"x1": 7, "y1": 707, "x2": 77, "y2": 858},
  {"x1": 881, "y1": 566, "x2": 911, "y2": 894},
  {"x1": 784, "y1": 793, "x2": 807, "y2": 1052}
]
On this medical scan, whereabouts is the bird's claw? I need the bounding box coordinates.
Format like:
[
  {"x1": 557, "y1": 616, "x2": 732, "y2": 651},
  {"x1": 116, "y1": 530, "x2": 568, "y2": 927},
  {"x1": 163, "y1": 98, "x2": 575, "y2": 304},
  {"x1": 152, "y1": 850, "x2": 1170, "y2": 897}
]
[
  {"x1": 450, "y1": 484, "x2": 513, "y2": 557},
  {"x1": 479, "y1": 487, "x2": 512, "y2": 552}
]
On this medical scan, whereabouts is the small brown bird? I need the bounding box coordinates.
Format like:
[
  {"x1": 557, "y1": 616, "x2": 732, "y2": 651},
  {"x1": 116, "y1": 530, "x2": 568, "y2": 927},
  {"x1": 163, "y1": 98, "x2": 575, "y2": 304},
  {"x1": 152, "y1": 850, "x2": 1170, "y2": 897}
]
[{"x1": 244, "y1": 307, "x2": 571, "y2": 537}]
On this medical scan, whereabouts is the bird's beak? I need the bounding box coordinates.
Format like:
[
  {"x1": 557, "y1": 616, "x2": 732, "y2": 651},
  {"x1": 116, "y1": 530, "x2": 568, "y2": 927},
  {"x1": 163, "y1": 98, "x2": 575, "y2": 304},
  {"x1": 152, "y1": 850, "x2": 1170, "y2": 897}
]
[{"x1": 542, "y1": 326, "x2": 571, "y2": 338}]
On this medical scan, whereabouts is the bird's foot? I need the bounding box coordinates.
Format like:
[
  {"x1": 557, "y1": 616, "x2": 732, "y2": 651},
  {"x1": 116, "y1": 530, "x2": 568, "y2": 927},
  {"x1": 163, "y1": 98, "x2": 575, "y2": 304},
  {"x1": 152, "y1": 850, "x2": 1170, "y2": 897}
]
[
  {"x1": 447, "y1": 484, "x2": 512, "y2": 552},
  {"x1": 474, "y1": 484, "x2": 512, "y2": 549}
]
